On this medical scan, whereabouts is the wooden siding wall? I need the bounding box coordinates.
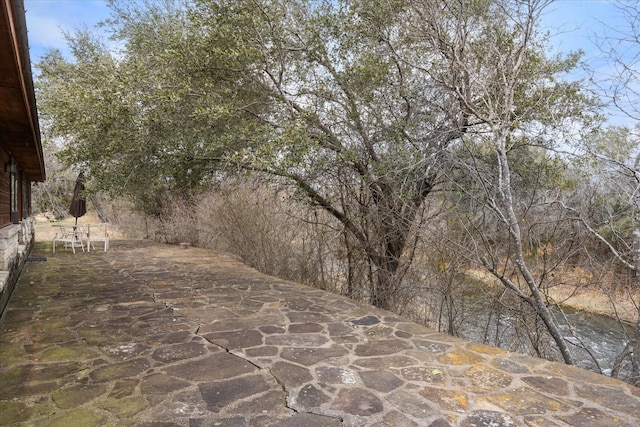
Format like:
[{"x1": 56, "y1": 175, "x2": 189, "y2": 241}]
[
  {"x1": 0, "y1": 149, "x2": 10, "y2": 226},
  {"x1": 21, "y1": 171, "x2": 29, "y2": 220}
]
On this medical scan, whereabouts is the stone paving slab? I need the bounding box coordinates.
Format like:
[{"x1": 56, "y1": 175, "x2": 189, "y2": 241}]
[{"x1": 1, "y1": 240, "x2": 639, "y2": 426}]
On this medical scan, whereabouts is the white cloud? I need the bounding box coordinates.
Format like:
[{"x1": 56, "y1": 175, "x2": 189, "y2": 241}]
[
  {"x1": 24, "y1": 0, "x2": 111, "y2": 62},
  {"x1": 25, "y1": 11, "x2": 68, "y2": 52}
]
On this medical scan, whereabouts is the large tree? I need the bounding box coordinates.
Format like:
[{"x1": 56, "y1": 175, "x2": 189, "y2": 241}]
[
  {"x1": 565, "y1": 126, "x2": 640, "y2": 383},
  {"x1": 398, "y1": 0, "x2": 596, "y2": 364},
  {"x1": 563, "y1": 0, "x2": 640, "y2": 383},
  {"x1": 36, "y1": 0, "x2": 590, "y2": 317}
]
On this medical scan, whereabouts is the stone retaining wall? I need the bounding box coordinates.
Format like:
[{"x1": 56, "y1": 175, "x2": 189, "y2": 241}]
[{"x1": 0, "y1": 218, "x2": 34, "y2": 318}]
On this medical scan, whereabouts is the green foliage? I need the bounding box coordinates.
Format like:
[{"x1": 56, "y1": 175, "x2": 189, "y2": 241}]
[
  {"x1": 568, "y1": 126, "x2": 640, "y2": 257},
  {"x1": 36, "y1": 1, "x2": 253, "y2": 214},
  {"x1": 35, "y1": 0, "x2": 593, "y2": 310}
]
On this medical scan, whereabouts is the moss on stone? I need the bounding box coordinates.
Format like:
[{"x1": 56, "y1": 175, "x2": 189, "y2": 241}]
[
  {"x1": 89, "y1": 358, "x2": 151, "y2": 383},
  {"x1": 0, "y1": 401, "x2": 32, "y2": 425},
  {"x1": 0, "y1": 344, "x2": 27, "y2": 366},
  {"x1": 39, "y1": 345, "x2": 100, "y2": 363},
  {"x1": 97, "y1": 395, "x2": 148, "y2": 418},
  {"x1": 32, "y1": 407, "x2": 108, "y2": 427},
  {"x1": 52, "y1": 384, "x2": 108, "y2": 409}
]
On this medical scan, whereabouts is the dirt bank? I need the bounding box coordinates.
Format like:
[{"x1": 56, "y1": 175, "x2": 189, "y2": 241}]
[
  {"x1": 466, "y1": 269, "x2": 638, "y2": 325},
  {"x1": 547, "y1": 284, "x2": 638, "y2": 325}
]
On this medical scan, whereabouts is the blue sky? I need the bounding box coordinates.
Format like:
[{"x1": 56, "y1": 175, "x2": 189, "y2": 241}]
[
  {"x1": 24, "y1": 0, "x2": 624, "y2": 62},
  {"x1": 23, "y1": 0, "x2": 631, "y2": 123},
  {"x1": 25, "y1": 0, "x2": 112, "y2": 61}
]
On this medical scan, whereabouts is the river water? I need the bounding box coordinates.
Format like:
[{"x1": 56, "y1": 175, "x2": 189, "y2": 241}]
[
  {"x1": 560, "y1": 309, "x2": 634, "y2": 375},
  {"x1": 455, "y1": 293, "x2": 636, "y2": 381}
]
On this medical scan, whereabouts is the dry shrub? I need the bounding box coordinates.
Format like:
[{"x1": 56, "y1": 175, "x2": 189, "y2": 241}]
[
  {"x1": 103, "y1": 193, "x2": 201, "y2": 244},
  {"x1": 155, "y1": 197, "x2": 200, "y2": 245},
  {"x1": 195, "y1": 181, "x2": 329, "y2": 287},
  {"x1": 101, "y1": 198, "x2": 159, "y2": 239},
  {"x1": 103, "y1": 179, "x2": 349, "y2": 292}
]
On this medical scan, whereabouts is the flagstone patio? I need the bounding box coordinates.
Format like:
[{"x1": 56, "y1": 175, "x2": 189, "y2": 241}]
[{"x1": 1, "y1": 240, "x2": 639, "y2": 426}]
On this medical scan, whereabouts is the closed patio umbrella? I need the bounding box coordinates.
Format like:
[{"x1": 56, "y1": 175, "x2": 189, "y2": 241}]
[{"x1": 69, "y1": 173, "x2": 86, "y2": 226}]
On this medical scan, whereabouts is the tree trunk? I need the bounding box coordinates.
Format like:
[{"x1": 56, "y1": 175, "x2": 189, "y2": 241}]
[
  {"x1": 370, "y1": 245, "x2": 401, "y2": 310},
  {"x1": 369, "y1": 210, "x2": 412, "y2": 310},
  {"x1": 344, "y1": 230, "x2": 356, "y2": 299},
  {"x1": 494, "y1": 140, "x2": 575, "y2": 365},
  {"x1": 631, "y1": 218, "x2": 640, "y2": 384},
  {"x1": 632, "y1": 314, "x2": 640, "y2": 385}
]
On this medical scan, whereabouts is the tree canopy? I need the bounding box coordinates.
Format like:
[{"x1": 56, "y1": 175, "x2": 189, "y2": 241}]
[{"x1": 36, "y1": 0, "x2": 594, "y2": 314}]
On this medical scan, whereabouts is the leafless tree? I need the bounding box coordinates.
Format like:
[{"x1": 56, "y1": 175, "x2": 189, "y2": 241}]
[
  {"x1": 564, "y1": 126, "x2": 640, "y2": 384},
  {"x1": 397, "y1": 0, "x2": 596, "y2": 365}
]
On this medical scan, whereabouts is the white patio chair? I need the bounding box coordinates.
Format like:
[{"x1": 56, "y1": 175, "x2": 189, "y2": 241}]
[
  {"x1": 87, "y1": 223, "x2": 109, "y2": 252},
  {"x1": 52, "y1": 225, "x2": 86, "y2": 253}
]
